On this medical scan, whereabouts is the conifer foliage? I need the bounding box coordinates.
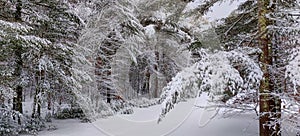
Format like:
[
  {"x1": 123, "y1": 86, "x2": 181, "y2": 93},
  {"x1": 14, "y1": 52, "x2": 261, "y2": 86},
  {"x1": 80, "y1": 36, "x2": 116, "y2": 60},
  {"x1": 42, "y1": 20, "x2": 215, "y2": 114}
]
[{"x1": 0, "y1": 0, "x2": 87, "y2": 135}]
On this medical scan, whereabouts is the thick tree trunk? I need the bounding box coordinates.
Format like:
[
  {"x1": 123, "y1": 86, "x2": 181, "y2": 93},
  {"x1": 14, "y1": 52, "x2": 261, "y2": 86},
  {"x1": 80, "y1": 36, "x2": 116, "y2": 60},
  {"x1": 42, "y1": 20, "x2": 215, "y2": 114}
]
[
  {"x1": 13, "y1": 0, "x2": 23, "y2": 125},
  {"x1": 258, "y1": 0, "x2": 280, "y2": 135}
]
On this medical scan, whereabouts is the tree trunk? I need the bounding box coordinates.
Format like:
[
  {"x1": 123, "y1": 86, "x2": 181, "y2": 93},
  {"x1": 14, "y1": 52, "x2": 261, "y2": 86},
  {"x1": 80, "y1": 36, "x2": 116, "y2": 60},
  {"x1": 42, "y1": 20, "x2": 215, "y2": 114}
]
[
  {"x1": 32, "y1": 69, "x2": 44, "y2": 118},
  {"x1": 258, "y1": 0, "x2": 280, "y2": 135},
  {"x1": 37, "y1": 98, "x2": 41, "y2": 117},
  {"x1": 0, "y1": 94, "x2": 4, "y2": 107},
  {"x1": 107, "y1": 89, "x2": 111, "y2": 103},
  {"x1": 47, "y1": 92, "x2": 51, "y2": 110},
  {"x1": 154, "y1": 52, "x2": 159, "y2": 98},
  {"x1": 32, "y1": 88, "x2": 37, "y2": 118},
  {"x1": 32, "y1": 76, "x2": 40, "y2": 118},
  {"x1": 13, "y1": 0, "x2": 23, "y2": 125}
]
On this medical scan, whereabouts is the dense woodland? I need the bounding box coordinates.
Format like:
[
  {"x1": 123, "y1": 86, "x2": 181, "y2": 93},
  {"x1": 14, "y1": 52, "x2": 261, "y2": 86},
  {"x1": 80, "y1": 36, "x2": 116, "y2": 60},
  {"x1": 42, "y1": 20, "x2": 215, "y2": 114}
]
[{"x1": 0, "y1": 0, "x2": 299, "y2": 136}]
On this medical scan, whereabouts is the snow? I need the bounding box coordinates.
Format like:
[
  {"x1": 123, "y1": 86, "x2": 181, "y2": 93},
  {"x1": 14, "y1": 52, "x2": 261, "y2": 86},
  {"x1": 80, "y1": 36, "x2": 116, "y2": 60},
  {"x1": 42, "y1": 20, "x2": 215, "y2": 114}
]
[
  {"x1": 94, "y1": 98, "x2": 195, "y2": 136},
  {"x1": 183, "y1": 0, "x2": 205, "y2": 13},
  {"x1": 9, "y1": 0, "x2": 300, "y2": 135},
  {"x1": 38, "y1": 119, "x2": 104, "y2": 136},
  {"x1": 38, "y1": 96, "x2": 299, "y2": 136},
  {"x1": 144, "y1": 24, "x2": 156, "y2": 38},
  {"x1": 172, "y1": 109, "x2": 258, "y2": 136},
  {"x1": 158, "y1": 48, "x2": 263, "y2": 123},
  {"x1": 17, "y1": 35, "x2": 51, "y2": 48},
  {"x1": 286, "y1": 47, "x2": 300, "y2": 94},
  {"x1": 0, "y1": 20, "x2": 32, "y2": 33},
  {"x1": 39, "y1": 97, "x2": 260, "y2": 136}
]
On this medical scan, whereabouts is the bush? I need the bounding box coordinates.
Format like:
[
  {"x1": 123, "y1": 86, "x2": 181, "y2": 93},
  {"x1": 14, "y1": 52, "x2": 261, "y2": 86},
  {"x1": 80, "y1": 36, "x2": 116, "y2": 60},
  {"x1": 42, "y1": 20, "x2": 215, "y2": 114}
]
[
  {"x1": 0, "y1": 108, "x2": 24, "y2": 136},
  {"x1": 0, "y1": 108, "x2": 45, "y2": 136},
  {"x1": 120, "y1": 107, "x2": 133, "y2": 114},
  {"x1": 54, "y1": 107, "x2": 85, "y2": 119},
  {"x1": 22, "y1": 116, "x2": 46, "y2": 135}
]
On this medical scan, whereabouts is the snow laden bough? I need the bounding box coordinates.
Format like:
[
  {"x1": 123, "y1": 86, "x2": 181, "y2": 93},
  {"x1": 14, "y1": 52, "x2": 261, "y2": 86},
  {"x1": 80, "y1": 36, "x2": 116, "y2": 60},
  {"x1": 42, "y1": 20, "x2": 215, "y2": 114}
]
[
  {"x1": 158, "y1": 48, "x2": 263, "y2": 123},
  {"x1": 284, "y1": 47, "x2": 300, "y2": 131}
]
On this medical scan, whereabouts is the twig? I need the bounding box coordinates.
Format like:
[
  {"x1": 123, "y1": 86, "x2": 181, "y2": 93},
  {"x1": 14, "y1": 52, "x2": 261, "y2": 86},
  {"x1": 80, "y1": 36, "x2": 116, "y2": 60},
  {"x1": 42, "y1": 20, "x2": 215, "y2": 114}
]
[
  {"x1": 224, "y1": 14, "x2": 245, "y2": 36},
  {"x1": 245, "y1": 31, "x2": 259, "y2": 47},
  {"x1": 194, "y1": 104, "x2": 256, "y2": 111}
]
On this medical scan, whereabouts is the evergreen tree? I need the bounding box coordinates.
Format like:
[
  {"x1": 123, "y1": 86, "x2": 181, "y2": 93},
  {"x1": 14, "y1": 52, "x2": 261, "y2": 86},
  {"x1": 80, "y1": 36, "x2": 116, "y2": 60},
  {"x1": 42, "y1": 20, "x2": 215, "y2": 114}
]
[
  {"x1": 159, "y1": 1, "x2": 300, "y2": 135},
  {"x1": 0, "y1": 0, "x2": 89, "y2": 134}
]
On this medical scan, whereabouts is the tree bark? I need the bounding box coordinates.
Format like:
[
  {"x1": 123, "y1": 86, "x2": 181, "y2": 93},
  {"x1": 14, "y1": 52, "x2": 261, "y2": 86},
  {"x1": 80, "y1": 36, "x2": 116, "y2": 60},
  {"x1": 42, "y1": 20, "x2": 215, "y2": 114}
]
[
  {"x1": 154, "y1": 52, "x2": 159, "y2": 98},
  {"x1": 13, "y1": 0, "x2": 23, "y2": 125},
  {"x1": 32, "y1": 74, "x2": 40, "y2": 118},
  {"x1": 47, "y1": 92, "x2": 51, "y2": 110},
  {"x1": 107, "y1": 89, "x2": 111, "y2": 103},
  {"x1": 258, "y1": 0, "x2": 280, "y2": 135},
  {"x1": 32, "y1": 87, "x2": 37, "y2": 118}
]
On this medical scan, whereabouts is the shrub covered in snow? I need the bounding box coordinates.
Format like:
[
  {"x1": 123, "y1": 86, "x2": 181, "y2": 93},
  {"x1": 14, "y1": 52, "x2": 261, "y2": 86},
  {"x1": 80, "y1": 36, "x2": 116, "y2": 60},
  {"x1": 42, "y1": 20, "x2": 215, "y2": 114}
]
[
  {"x1": 0, "y1": 108, "x2": 45, "y2": 136},
  {"x1": 54, "y1": 106, "x2": 85, "y2": 119},
  {"x1": 129, "y1": 97, "x2": 159, "y2": 108}
]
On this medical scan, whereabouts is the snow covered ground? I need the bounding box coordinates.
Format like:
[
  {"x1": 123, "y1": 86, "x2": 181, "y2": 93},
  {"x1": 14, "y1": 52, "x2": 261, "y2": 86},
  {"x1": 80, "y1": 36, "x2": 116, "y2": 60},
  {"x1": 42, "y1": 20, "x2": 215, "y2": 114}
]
[
  {"x1": 38, "y1": 119, "x2": 104, "y2": 136},
  {"x1": 39, "y1": 93, "x2": 261, "y2": 136}
]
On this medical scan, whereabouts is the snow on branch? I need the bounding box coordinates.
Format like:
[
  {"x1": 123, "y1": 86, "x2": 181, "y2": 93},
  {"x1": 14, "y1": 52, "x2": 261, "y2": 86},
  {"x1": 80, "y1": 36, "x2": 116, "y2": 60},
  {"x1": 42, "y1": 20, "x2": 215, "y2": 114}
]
[
  {"x1": 158, "y1": 62, "x2": 199, "y2": 123},
  {"x1": 286, "y1": 47, "x2": 300, "y2": 94},
  {"x1": 0, "y1": 20, "x2": 32, "y2": 34},
  {"x1": 158, "y1": 47, "x2": 263, "y2": 122}
]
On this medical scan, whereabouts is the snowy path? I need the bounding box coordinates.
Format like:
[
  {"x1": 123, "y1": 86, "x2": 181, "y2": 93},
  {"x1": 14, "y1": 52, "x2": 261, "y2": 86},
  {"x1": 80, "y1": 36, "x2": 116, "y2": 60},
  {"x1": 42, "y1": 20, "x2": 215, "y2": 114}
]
[{"x1": 39, "y1": 94, "x2": 259, "y2": 136}]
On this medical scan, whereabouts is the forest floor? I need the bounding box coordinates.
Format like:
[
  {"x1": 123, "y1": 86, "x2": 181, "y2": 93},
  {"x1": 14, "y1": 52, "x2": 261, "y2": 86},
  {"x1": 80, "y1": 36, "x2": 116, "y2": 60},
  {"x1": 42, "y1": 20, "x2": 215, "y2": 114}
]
[{"x1": 37, "y1": 94, "x2": 272, "y2": 136}]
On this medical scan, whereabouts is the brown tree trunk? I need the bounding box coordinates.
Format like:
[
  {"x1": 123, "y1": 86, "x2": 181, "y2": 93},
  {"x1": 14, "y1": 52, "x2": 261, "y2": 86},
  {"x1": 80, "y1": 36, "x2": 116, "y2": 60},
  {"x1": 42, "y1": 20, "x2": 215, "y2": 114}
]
[{"x1": 258, "y1": 0, "x2": 280, "y2": 135}]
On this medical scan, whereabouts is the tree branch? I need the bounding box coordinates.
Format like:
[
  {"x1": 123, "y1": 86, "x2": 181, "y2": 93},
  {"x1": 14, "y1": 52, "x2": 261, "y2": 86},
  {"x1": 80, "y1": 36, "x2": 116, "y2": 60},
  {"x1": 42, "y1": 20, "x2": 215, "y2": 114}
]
[{"x1": 225, "y1": 14, "x2": 245, "y2": 36}]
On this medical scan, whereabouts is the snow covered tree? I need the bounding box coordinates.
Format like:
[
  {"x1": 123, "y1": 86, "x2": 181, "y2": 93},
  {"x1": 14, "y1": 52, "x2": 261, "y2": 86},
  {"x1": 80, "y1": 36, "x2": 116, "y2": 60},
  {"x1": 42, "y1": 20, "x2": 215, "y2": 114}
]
[
  {"x1": 71, "y1": 0, "x2": 201, "y2": 119},
  {"x1": 217, "y1": 0, "x2": 299, "y2": 135},
  {"x1": 159, "y1": 0, "x2": 300, "y2": 135},
  {"x1": 215, "y1": 0, "x2": 258, "y2": 50},
  {"x1": 78, "y1": 0, "x2": 192, "y2": 104},
  {"x1": 0, "y1": 2, "x2": 51, "y2": 134},
  {"x1": 0, "y1": 0, "x2": 89, "y2": 134}
]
